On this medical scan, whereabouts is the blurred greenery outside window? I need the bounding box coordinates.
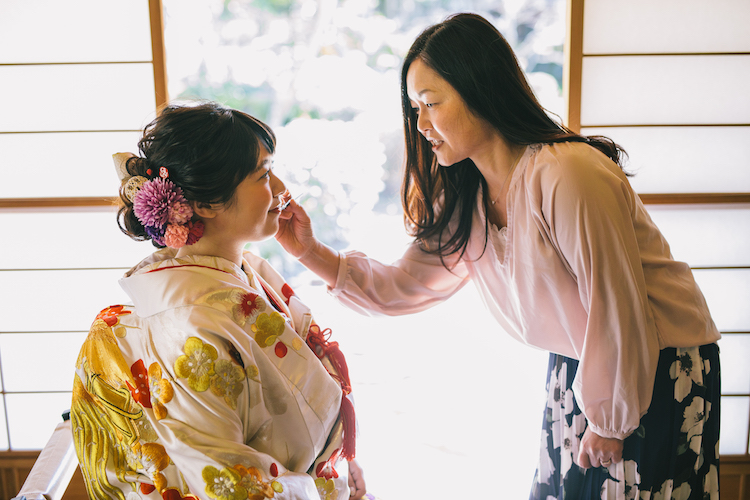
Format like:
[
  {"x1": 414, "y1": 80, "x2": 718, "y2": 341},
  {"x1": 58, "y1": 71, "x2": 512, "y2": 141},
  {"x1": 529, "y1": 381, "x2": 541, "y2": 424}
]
[{"x1": 162, "y1": 0, "x2": 565, "y2": 280}]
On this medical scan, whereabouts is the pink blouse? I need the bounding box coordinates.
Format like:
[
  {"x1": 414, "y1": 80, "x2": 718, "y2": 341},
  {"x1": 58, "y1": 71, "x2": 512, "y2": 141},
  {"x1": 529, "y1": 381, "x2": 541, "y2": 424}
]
[{"x1": 329, "y1": 141, "x2": 719, "y2": 440}]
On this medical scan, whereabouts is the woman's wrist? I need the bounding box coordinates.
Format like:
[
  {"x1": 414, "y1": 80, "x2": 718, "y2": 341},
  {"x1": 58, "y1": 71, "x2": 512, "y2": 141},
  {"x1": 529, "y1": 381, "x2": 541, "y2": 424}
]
[{"x1": 297, "y1": 239, "x2": 341, "y2": 288}]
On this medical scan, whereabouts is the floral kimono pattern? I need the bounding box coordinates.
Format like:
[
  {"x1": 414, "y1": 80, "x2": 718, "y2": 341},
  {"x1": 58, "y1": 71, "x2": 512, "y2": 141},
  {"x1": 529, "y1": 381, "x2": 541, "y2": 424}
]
[
  {"x1": 72, "y1": 250, "x2": 354, "y2": 500},
  {"x1": 530, "y1": 343, "x2": 720, "y2": 500}
]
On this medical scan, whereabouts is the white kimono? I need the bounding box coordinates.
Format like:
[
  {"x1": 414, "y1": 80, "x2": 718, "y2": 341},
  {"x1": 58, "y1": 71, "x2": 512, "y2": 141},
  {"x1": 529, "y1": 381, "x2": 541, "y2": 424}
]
[{"x1": 72, "y1": 249, "x2": 353, "y2": 500}]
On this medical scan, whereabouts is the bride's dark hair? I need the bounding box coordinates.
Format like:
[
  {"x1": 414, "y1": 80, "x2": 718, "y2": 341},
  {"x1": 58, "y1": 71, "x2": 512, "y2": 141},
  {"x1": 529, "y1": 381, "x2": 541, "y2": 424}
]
[{"x1": 118, "y1": 101, "x2": 276, "y2": 246}]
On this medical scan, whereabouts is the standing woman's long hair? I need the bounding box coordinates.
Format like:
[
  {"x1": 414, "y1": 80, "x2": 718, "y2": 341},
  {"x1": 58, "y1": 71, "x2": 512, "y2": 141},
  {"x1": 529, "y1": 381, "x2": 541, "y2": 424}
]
[{"x1": 400, "y1": 13, "x2": 627, "y2": 265}]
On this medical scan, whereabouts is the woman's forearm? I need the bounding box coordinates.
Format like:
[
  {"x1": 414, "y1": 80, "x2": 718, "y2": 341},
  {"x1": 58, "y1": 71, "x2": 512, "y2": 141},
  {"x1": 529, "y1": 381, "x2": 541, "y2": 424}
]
[{"x1": 298, "y1": 239, "x2": 341, "y2": 288}]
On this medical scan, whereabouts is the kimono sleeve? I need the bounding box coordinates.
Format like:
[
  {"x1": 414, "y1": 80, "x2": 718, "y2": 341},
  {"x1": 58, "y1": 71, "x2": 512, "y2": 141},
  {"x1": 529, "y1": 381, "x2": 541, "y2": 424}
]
[{"x1": 540, "y1": 146, "x2": 661, "y2": 440}]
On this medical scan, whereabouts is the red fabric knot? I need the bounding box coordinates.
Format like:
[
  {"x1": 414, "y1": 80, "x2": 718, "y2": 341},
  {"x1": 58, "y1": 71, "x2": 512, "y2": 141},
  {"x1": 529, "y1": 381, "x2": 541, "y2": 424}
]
[{"x1": 306, "y1": 323, "x2": 356, "y2": 459}]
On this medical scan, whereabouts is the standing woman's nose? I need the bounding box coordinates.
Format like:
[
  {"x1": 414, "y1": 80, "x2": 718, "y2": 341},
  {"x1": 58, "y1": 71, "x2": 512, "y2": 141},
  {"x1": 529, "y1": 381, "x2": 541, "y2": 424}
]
[
  {"x1": 416, "y1": 108, "x2": 431, "y2": 136},
  {"x1": 270, "y1": 170, "x2": 286, "y2": 197}
]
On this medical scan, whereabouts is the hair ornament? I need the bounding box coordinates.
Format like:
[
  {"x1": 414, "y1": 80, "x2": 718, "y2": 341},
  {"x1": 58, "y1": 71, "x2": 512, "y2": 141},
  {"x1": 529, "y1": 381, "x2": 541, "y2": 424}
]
[
  {"x1": 113, "y1": 152, "x2": 203, "y2": 249},
  {"x1": 123, "y1": 175, "x2": 148, "y2": 203}
]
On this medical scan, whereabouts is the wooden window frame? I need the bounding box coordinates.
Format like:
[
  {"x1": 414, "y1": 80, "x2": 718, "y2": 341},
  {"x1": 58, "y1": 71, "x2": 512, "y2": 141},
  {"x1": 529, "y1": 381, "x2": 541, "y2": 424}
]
[
  {"x1": 565, "y1": 0, "x2": 750, "y2": 495},
  {"x1": 0, "y1": 0, "x2": 167, "y2": 212}
]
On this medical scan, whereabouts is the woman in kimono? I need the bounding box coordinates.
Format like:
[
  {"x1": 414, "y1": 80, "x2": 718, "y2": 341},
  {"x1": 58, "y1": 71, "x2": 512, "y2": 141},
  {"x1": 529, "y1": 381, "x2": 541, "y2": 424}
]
[
  {"x1": 275, "y1": 13, "x2": 721, "y2": 500},
  {"x1": 71, "y1": 102, "x2": 367, "y2": 500}
]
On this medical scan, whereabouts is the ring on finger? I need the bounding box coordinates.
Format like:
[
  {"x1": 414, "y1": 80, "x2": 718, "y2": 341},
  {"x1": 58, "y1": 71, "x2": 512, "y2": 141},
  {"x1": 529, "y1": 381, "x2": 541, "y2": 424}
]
[{"x1": 601, "y1": 458, "x2": 612, "y2": 467}]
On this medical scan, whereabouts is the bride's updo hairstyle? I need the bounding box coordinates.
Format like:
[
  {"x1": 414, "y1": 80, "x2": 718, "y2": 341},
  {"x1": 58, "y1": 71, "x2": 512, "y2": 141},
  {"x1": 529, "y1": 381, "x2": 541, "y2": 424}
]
[{"x1": 117, "y1": 101, "x2": 276, "y2": 247}]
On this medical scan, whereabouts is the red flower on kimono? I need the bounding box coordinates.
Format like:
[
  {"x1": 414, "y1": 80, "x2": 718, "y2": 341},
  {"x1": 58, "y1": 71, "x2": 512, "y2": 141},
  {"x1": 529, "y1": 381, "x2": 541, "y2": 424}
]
[
  {"x1": 96, "y1": 305, "x2": 131, "y2": 327},
  {"x1": 128, "y1": 359, "x2": 152, "y2": 408},
  {"x1": 141, "y1": 483, "x2": 156, "y2": 495},
  {"x1": 315, "y1": 449, "x2": 342, "y2": 480},
  {"x1": 161, "y1": 488, "x2": 200, "y2": 500},
  {"x1": 274, "y1": 342, "x2": 288, "y2": 358},
  {"x1": 239, "y1": 292, "x2": 264, "y2": 318}
]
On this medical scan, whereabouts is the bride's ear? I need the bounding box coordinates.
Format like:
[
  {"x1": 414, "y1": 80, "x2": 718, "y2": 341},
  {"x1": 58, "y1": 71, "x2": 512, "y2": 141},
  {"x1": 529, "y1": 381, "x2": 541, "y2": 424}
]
[{"x1": 193, "y1": 201, "x2": 220, "y2": 219}]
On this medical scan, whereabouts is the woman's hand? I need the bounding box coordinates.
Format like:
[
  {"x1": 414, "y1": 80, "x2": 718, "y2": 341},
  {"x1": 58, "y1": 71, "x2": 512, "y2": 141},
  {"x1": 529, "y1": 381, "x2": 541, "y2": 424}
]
[
  {"x1": 348, "y1": 459, "x2": 367, "y2": 499},
  {"x1": 576, "y1": 427, "x2": 623, "y2": 469},
  {"x1": 275, "y1": 199, "x2": 341, "y2": 287},
  {"x1": 275, "y1": 199, "x2": 316, "y2": 259}
]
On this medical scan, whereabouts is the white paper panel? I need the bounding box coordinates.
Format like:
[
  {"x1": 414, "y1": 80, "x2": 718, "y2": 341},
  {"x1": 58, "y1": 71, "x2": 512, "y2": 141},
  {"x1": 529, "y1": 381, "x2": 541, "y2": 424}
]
[
  {"x1": 0, "y1": 269, "x2": 133, "y2": 332},
  {"x1": 718, "y1": 334, "x2": 750, "y2": 395},
  {"x1": 580, "y1": 55, "x2": 750, "y2": 126},
  {"x1": 5, "y1": 393, "x2": 73, "y2": 450},
  {"x1": 0, "y1": 64, "x2": 157, "y2": 132},
  {"x1": 720, "y1": 396, "x2": 750, "y2": 455},
  {"x1": 693, "y1": 269, "x2": 750, "y2": 332},
  {"x1": 0, "y1": 210, "x2": 154, "y2": 269},
  {"x1": 644, "y1": 206, "x2": 750, "y2": 268},
  {"x1": 0, "y1": 332, "x2": 87, "y2": 392},
  {"x1": 581, "y1": 127, "x2": 750, "y2": 194},
  {"x1": 583, "y1": 0, "x2": 750, "y2": 54},
  {"x1": 0, "y1": 132, "x2": 142, "y2": 198},
  {"x1": 0, "y1": 0, "x2": 152, "y2": 64}
]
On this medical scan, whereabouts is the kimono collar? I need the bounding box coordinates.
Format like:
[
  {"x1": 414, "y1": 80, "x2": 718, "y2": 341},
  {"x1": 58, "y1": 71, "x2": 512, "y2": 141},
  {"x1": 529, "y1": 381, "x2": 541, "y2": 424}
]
[
  {"x1": 125, "y1": 249, "x2": 249, "y2": 284},
  {"x1": 120, "y1": 250, "x2": 251, "y2": 317}
]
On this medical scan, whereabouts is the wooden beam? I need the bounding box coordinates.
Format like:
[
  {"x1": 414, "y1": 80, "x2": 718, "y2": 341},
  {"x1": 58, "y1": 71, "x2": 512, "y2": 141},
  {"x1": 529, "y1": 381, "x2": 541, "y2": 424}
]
[
  {"x1": 3, "y1": 193, "x2": 749, "y2": 211},
  {"x1": 639, "y1": 193, "x2": 750, "y2": 205},
  {"x1": 564, "y1": 0, "x2": 584, "y2": 133},
  {"x1": 0, "y1": 197, "x2": 118, "y2": 210},
  {"x1": 149, "y1": 0, "x2": 169, "y2": 110}
]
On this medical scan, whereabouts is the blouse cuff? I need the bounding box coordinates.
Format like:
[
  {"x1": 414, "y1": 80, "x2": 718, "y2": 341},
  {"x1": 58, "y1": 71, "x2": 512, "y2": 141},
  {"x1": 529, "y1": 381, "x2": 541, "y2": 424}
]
[
  {"x1": 327, "y1": 251, "x2": 349, "y2": 295},
  {"x1": 586, "y1": 422, "x2": 635, "y2": 441}
]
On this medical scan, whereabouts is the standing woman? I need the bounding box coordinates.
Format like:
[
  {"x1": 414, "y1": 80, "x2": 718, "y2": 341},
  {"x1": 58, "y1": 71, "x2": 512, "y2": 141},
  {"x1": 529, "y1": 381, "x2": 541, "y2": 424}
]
[
  {"x1": 71, "y1": 102, "x2": 368, "y2": 500},
  {"x1": 276, "y1": 13, "x2": 721, "y2": 499}
]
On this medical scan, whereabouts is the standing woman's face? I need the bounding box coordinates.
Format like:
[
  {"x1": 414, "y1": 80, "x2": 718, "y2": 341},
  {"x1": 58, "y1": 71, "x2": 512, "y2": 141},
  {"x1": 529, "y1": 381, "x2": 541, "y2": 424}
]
[{"x1": 406, "y1": 58, "x2": 495, "y2": 167}]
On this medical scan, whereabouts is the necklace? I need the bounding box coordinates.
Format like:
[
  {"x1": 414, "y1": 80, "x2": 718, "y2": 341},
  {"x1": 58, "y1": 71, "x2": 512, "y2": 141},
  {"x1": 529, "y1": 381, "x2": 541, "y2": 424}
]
[{"x1": 491, "y1": 146, "x2": 525, "y2": 205}]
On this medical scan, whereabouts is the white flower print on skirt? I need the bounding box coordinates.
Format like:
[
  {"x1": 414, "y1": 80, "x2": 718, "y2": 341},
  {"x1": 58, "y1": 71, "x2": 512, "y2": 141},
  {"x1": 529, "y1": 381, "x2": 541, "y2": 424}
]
[{"x1": 529, "y1": 344, "x2": 720, "y2": 500}]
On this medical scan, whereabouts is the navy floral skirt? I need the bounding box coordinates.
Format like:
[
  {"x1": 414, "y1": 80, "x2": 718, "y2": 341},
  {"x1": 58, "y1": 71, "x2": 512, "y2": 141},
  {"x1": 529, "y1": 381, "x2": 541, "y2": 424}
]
[{"x1": 529, "y1": 344, "x2": 720, "y2": 500}]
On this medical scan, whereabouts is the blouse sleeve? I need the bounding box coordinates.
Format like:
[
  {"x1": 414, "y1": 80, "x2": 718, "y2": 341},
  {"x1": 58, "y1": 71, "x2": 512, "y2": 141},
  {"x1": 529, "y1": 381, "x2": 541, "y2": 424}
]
[
  {"x1": 329, "y1": 240, "x2": 471, "y2": 316},
  {"x1": 539, "y1": 145, "x2": 661, "y2": 440}
]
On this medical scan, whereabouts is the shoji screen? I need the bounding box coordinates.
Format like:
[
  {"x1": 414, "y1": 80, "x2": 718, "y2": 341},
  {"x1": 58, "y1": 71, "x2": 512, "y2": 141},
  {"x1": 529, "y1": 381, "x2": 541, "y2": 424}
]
[
  {"x1": 0, "y1": 0, "x2": 167, "y2": 453},
  {"x1": 565, "y1": 0, "x2": 750, "y2": 491}
]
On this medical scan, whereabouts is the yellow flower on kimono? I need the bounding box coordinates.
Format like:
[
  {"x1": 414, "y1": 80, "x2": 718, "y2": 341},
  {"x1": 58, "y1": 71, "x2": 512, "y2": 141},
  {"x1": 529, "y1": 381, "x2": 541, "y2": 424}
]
[
  {"x1": 250, "y1": 312, "x2": 286, "y2": 347},
  {"x1": 202, "y1": 465, "x2": 247, "y2": 500},
  {"x1": 175, "y1": 337, "x2": 218, "y2": 392},
  {"x1": 210, "y1": 359, "x2": 245, "y2": 410},
  {"x1": 246, "y1": 365, "x2": 260, "y2": 382},
  {"x1": 134, "y1": 415, "x2": 158, "y2": 442},
  {"x1": 128, "y1": 442, "x2": 171, "y2": 492},
  {"x1": 233, "y1": 465, "x2": 275, "y2": 499},
  {"x1": 314, "y1": 477, "x2": 338, "y2": 500},
  {"x1": 148, "y1": 362, "x2": 174, "y2": 419}
]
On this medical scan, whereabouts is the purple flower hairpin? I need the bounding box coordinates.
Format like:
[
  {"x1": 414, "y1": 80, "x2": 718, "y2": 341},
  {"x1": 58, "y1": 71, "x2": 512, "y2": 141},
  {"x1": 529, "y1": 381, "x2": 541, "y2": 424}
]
[{"x1": 113, "y1": 153, "x2": 204, "y2": 248}]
